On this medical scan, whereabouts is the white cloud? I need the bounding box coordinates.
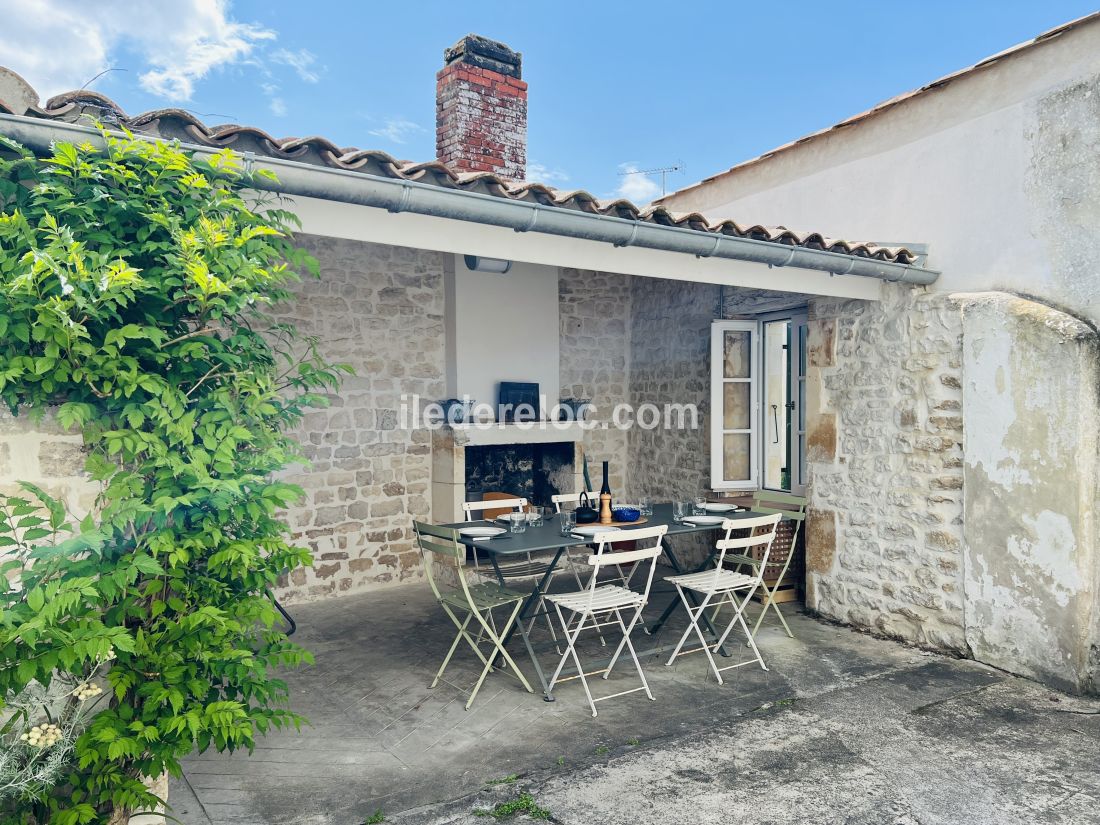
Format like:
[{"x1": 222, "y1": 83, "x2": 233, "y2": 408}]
[
  {"x1": 0, "y1": 0, "x2": 274, "y2": 101},
  {"x1": 615, "y1": 163, "x2": 661, "y2": 204},
  {"x1": 368, "y1": 118, "x2": 423, "y2": 145},
  {"x1": 261, "y1": 82, "x2": 286, "y2": 116},
  {"x1": 526, "y1": 161, "x2": 569, "y2": 186},
  {"x1": 272, "y1": 48, "x2": 321, "y2": 83}
]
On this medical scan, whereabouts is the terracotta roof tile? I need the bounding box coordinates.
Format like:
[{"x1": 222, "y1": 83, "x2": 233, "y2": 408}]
[{"x1": 0, "y1": 67, "x2": 918, "y2": 265}]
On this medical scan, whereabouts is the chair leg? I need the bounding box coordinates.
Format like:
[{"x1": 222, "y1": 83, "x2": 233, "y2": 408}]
[
  {"x1": 665, "y1": 589, "x2": 725, "y2": 684},
  {"x1": 466, "y1": 602, "x2": 533, "y2": 709},
  {"x1": 752, "y1": 575, "x2": 794, "y2": 638},
  {"x1": 603, "y1": 606, "x2": 654, "y2": 702},
  {"x1": 432, "y1": 609, "x2": 477, "y2": 689},
  {"x1": 665, "y1": 585, "x2": 713, "y2": 665},
  {"x1": 547, "y1": 603, "x2": 598, "y2": 716},
  {"x1": 713, "y1": 588, "x2": 768, "y2": 672}
]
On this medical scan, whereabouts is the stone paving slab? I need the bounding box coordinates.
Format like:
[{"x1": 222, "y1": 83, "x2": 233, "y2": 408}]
[{"x1": 169, "y1": 581, "x2": 1099, "y2": 825}]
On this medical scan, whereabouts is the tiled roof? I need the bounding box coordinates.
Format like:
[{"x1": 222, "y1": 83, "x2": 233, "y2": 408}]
[
  {"x1": 660, "y1": 11, "x2": 1100, "y2": 203},
  {"x1": 0, "y1": 68, "x2": 918, "y2": 265}
]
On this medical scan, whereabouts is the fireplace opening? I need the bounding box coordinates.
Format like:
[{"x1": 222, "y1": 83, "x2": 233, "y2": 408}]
[{"x1": 464, "y1": 442, "x2": 576, "y2": 507}]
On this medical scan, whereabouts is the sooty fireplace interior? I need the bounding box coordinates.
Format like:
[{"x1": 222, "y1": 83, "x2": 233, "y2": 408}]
[{"x1": 465, "y1": 442, "x2": 575, "y2": 507}]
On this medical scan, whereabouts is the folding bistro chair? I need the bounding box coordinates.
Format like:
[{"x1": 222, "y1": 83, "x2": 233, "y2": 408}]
[
  {"x1": 551, "y1": 491, "x2": 635, "y2": 591},
  {"x1": 544, "y1": 524, "x2": 668, "y2": 717},
  {"x1": 464, "y1": 496, "x2": 584, "y2": 648},
  {"x1": 744, "y1": 491, "x2": 806, "y2": 637},
  {"x1": 415, "y1": 521, "x2": 533, "y2": 709},
  {"x1": 664, "y1": 513, "x2": 782, "y2": 684},
  {"x1": 462, "y1": 496, "x2": 529, "y2": 575}
]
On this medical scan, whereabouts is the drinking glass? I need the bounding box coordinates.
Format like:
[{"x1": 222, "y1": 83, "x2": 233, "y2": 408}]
[
  {"x1": 508, "y1": 512, "x2": 527, "y2": 533},
  {"x1": 527, "y1": 506, "x2": 549, "y2": 528},
  {"x1": 672, "y1": 501, "x2": 687, "y2": 523},
  {"x1": 638, "y1": 496, "x2": 653, "y2": 517},
  {"x1": 692, "y1": 496, "x2": 707, "y2": 516},
  {"x1": 559, "y1": 510, "x2": 576, "y2": 536}
]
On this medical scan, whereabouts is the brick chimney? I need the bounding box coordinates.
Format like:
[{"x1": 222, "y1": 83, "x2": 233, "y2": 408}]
[{"x1": 436, "y1": 34, "x2": 527, "y2": 181}]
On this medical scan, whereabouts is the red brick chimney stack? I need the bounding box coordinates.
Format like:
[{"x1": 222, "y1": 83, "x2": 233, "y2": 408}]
[{"x1": 436, "y1": 34, "x2": 527, "y2": 181}]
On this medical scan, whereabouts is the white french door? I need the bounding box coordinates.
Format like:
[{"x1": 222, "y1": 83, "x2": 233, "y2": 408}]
[
  {"x1": 710, "y1": 312, "x2": 807, "y2": 495},
  {"x1": 710, "y1": 320, "x2": 760, "y2": 491}
]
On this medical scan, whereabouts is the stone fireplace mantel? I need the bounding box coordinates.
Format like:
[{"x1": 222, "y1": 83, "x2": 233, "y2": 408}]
[{"x1": 447, "y1": 420, "x2": 589, "y2": 446}]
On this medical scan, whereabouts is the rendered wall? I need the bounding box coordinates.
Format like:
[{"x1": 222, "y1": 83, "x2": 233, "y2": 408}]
[
  {"x1": 957, "y1": 292, "x2": 1099, "y2": 694},
  {"x1": 446, "y1": 255, "x2": 560, "y2": 417},
  {"x1": 659, "y1": 21, "x2": 1100, "y2": 325}
]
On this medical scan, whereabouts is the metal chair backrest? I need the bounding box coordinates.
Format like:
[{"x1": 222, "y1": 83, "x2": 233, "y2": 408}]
[
  {"x1": 414, "y1": 520, "x2": 474, "y2": 605},
  {"x1": 551, "y1": 491, "x2": 588, "y2": 513},
  {"x1": 583, "y1": 525, "x2": 668, "y2": 611},
  {"x1": 462, "y1": 496, "x2": 528, "y2": 522},
  {"x1": 713, "y1": 513, "x2": 782, "y2": 591},
  {"x1": 752, "y1": 490, "x2": 806, "y2": 526}
]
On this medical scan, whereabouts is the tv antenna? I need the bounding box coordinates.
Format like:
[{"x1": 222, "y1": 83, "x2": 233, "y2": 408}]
[{"x1": 618, "y1": 161, "x2": 684, "y2": 196}]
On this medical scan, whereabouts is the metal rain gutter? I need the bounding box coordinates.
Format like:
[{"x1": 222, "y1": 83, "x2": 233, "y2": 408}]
[{"x1": 0, "y1": 114, "x2": 940, "y2": 285}]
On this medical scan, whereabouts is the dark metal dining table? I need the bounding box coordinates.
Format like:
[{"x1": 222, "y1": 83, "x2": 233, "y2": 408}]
[{"x1": 444, "y1": 502, "x2": 763, "y2": 699}]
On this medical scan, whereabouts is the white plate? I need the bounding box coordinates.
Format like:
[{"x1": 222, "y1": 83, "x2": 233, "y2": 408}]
[
  {"x1": 703, "y1": 503, "x2": 737, "y2": 513},
  {"x1": 683, "y1": 515, "x2": 727, "y2": 526},
  {"x1": 459, "y1": 526, "x2": 507, "y2": 538},
  {"x1": 572, "y1": 524, "x2": 621, "y2": 537}
]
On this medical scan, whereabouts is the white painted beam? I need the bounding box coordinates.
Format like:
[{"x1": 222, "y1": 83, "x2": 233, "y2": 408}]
[{"x1": 288, "y1": 196, "x2": 883, "y2": 301}]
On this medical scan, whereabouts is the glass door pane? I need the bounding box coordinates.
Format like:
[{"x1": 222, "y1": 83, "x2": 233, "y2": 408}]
[
  {"x1": 794, "y1": 317, "x2": 808, "y2": 493},
  {"x1": 710, "y1": 321, "x2": 759, "y2": 490},
  {"x1": 762, "y1": 320, "x2": 791, "y2": 491}
]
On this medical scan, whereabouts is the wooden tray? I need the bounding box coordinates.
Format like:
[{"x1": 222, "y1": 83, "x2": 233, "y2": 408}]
[{"x1": 589, "y1": 517, "x2": 646, "y2": 530}]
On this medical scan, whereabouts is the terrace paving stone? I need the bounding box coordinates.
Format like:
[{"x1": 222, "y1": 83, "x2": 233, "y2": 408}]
[{"x1": 170, "y1": 579, "x2": 1100, "y2": 825}]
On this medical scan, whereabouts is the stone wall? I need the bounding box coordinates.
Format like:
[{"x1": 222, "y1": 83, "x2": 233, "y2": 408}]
[
  {"x1": 272, "y1": 235, "x2": 446, "y2": 602},
  {"x1": 558, "y1": 268, "x2": 632, "y2": 493},
  {"x1": 803, "y1": 285, "x2": 967, "y2": 653},
  {"x1": 0, "y1": 408, "x2": 96, "y2": 533},
  {"x1": 628, "y1": 277, "x2": 720, "y2": 563}
]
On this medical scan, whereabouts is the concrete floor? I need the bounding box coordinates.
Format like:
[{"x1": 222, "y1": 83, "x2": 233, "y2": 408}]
[{"x1": 170, "y1": 575, "x2": 1100, "y2": 825}]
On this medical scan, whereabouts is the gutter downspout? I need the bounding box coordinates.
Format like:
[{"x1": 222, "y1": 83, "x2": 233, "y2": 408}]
[{"x1": 0, "y1": 114, "x2": 940, "y2": 286}]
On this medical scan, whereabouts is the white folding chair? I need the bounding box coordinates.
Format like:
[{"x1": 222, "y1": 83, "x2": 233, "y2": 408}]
[
  {"x1": 664, "y1": 513, "x2": 782, "y2": 684},
  {"x1": 544, "y1": 524, "x2": 668, "y2": 717},
  {"x1": 551, "y1": 491, "x2": 635, "y2": 591}
]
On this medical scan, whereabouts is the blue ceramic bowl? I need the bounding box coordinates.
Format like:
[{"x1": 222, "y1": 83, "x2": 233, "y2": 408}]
[{"x1": 612, "y1": 507, "x2": 641, "y2": 523}]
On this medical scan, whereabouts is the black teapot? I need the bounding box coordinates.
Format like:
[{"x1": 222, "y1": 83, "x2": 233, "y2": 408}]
[{"x1": 574, "y1": 491, "x2": 599, "y2": 524}]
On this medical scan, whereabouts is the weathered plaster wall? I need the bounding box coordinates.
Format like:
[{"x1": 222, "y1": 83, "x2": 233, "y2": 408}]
[
  {"x1": 272, "y1": 235, "x2": 446, "y2": 603},
  {"x1": 803, "y1": 286, "x2": 967, "y2": 653},
  {"x1": 659, "y1": 21, "x2": 1100, "y2": 324},
  {"x1": 558, "y1": 268, "x2": 632, "y2": 492},
  {"x1": 957, "y1": 292, "x2": 1100, "y2": 693}
]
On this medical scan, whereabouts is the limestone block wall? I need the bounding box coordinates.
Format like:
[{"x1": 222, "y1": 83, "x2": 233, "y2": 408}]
[
  {"x1": 558, "y1": 268, "x2": 632, "y2": 492},
  {"x1": 0, "y1": 408, "x2": 95, "y2": 530},
  {"x1": 627, "y1": 277, "x2": 720, "y2": 563},
  {"x1": 272, "y1": 235, "x2": 446, "y2": 602},
  {"x1": 803, "y1": 286, "x2": 967, "y2": 653}
]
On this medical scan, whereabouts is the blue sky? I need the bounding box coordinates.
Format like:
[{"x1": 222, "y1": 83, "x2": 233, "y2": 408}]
[{"x1": 2, "y1": 1, "x2": 1097, "y2": 202}]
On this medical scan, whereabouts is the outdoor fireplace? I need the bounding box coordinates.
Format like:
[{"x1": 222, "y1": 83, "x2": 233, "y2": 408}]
[
  {"x1": 465, "y1": 442, "x2": 575, "y2": 507},
  {"x1": 431, "y1": 422, "x2": 586, "y2": 523}
]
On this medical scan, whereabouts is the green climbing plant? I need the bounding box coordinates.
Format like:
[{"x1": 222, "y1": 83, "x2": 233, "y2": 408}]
[{"x1": 0, "y1": 127, "x2": 350, "y2": 823}]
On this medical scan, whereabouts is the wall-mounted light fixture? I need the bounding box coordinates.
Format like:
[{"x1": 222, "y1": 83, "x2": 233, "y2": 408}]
[{"x1": 464, "y1": 255, "x2": 512, "y2": 274}]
